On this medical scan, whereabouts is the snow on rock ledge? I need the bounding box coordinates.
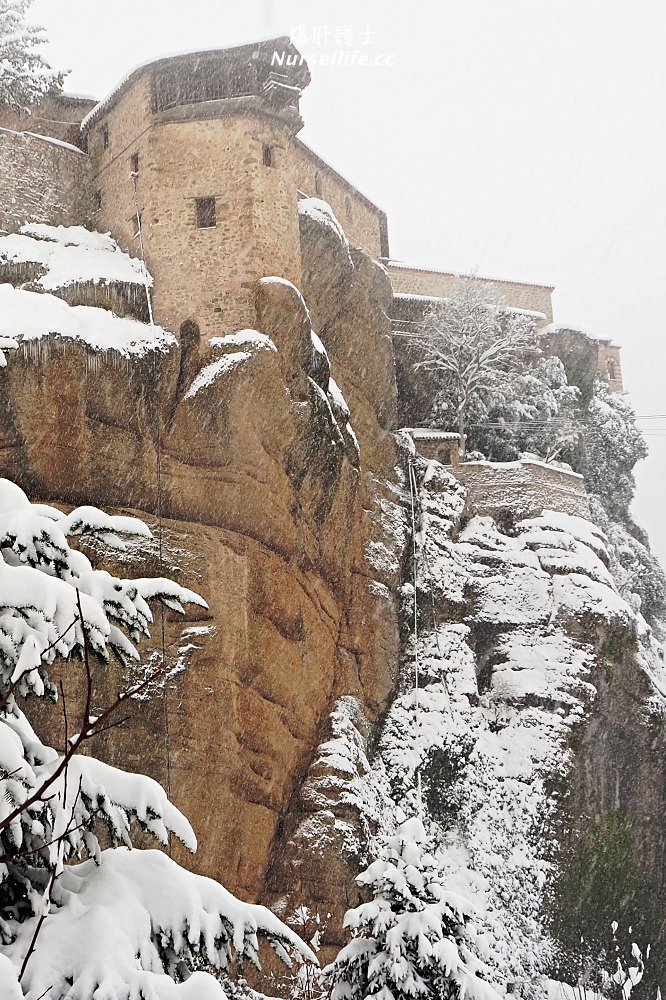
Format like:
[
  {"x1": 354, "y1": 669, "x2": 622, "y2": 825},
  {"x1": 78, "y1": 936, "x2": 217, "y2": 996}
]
[
  {"x1": 0, "y1": 225, "x2": 153, "y2": 321},
  {"x1": 0, "y1": 284, "x2": 174, "y2": 357},
  {"x1": 298, "y1": 197, "x2": 350, "y2": 253},
  {"x1": 0, "y1": 224, "x2": 151, "y2": 290}
]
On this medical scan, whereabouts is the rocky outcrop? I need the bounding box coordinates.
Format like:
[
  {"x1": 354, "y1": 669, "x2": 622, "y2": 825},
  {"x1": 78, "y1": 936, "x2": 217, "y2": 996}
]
[
  {"x1": 548, "y1": 629, "x2": 666, "y2": 993},
  {"x1": 0, "y1": 207, "x2": 405, "y2": 927},
  {"x1": 6, "y1": 202, "x2": 666, "y2": 995}
]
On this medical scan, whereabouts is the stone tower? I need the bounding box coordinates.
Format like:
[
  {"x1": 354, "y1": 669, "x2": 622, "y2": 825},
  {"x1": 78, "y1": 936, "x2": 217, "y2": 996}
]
[{"x1": 80, "y1": 38, "x2": 311, "y2": 340}]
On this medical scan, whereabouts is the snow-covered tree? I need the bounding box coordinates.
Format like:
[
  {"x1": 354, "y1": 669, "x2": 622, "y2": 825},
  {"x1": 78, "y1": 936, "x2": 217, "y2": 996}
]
[
  {"x1": 437, "y1": 353, "x2": 581, "y2": 465},
  {"x1": 326, "y1": 818, "x2": 499, "y2": 1000},
  {"x1": 0, "y1": 0, "x2": 63, "y2": 111},
  {"x1": 0, "y1": 477, "x2": 314, "y2": 997},
  {"x1": 408, "y1": 279, "x2": 540, "y2": 452},
  {"x1": 582, "y1": 376, "x2": 648, "y2": 522}
]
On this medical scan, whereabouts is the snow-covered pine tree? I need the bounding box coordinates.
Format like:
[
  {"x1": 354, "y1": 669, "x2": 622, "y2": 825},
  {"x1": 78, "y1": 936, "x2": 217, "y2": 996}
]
[
  {"x1": 326, "y1": 817, "x2": 499, "y2": 1000},
  {"x1": 454, "y1": 354, "x2": 581, "y2": 466},
  {"x1": 0, "y1": 477, "x2": 314, "y2": 998},
  {"x1": 0, "y1": 0, "x2": 63, "y2": 111},
  {"x1": 582, "y1": 374, "x2": 648, "y2": 522}
]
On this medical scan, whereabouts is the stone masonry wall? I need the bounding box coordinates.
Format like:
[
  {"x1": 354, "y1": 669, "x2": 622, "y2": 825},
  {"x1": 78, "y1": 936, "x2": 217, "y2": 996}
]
[
  {"x1": 452, "y1": 459, "x2": 590, "y2": 520},
  {"x1": 89, "y1": 76, "x2": 304, "y2": 339},
  {"x1": 87, "y1": 74, "x2": 153, "y2": 254},
  {"x1": 0, "y1": 94, "x2": 96, "y2": 145},
  {"x1": 597, "y1": 342, "x2": 624, "y2": 392},
  {"x1": 389, "y1": 264, "x2": 554, "y2": 323},
  {"x1": 292, "y1": 140, "x2": 386, "y2": 260},
  {"x1": 0, "y1": 129, "x2": 93, "y2": 233}
]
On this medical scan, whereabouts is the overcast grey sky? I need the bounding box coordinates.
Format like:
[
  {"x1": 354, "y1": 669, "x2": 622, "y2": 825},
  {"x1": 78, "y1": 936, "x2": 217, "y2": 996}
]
[{"x1": 30, "y1": 0, "x2": 666, "y2": 565}]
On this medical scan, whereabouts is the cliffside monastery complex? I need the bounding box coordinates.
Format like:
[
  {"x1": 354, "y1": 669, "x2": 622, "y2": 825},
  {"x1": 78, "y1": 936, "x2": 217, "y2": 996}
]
[
  {"x1": 0, "y1": 35, "x2": 622, "y2": 398},
  {"x1": 5, "y1": 40, "x2": 665, "y2": 982}
]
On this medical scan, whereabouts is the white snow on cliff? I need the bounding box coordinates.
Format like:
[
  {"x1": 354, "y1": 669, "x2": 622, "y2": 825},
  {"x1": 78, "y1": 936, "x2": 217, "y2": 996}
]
[
  {"x1": 0, "y1": 224, "x2": 151, "y2": 290},
  {"x1": 306, "y1": 458, "x2": 665, "y2": 995},
  {"x1": 298, "y1": 197, "x2": 350, "y2": 251},
  {"x1": 0, "y1": 284, "x2": 174, "y2": 356}
]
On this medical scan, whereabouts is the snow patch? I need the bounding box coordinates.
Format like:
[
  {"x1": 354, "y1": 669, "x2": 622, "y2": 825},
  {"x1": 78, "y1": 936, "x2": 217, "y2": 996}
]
[
  {"x1": 298, "y1": 197, "x2": 350, "y2": 250},
  {"x1": 0, "y1": 224, "x2": 152, "y2": 291},
  {"x1": 0, "y1": 284, "x2": 174, "y2": 356}
]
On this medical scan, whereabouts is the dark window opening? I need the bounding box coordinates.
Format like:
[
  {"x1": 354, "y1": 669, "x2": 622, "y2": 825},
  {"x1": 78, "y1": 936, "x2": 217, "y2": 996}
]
[
  {"x1": 195, "y1": 197, "x2": 216, "y2": 229},
  {"x1": 101, "y1": 123, "x2": 109, "y2": 149},
  {"x1": 93, "y1": 189, "x2": 102, "y2": 212},
  {"x1": 130, "y1": 151, "x2": 139, "y2": 175},
  {"x1": 607, "y1": 359, "x2": 617, "y2": 380},
  {"x1": 262, "y1": 144, "x2": 274, "y2": 167},
  {"x1": 314, "y1": 171, "x2": 322, "y2": 196},
  {"x1": 173, "y1": 321, "x2": 202, "y2": 415},
  {"x1": 180, "y1": 320, "x2": 201, "y2": 348}
]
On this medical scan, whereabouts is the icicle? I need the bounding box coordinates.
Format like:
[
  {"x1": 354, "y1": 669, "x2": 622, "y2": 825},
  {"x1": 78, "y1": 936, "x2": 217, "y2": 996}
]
[{"x1": 86, "y1": 351, "x2": 100, "y2": 375}]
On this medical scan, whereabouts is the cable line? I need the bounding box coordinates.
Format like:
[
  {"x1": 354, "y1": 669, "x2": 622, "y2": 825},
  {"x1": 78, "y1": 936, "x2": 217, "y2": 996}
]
[
  {"x1": 132, "y1": 170, "x2": 171, "y2": 847},
  {"x1": 407, "y1": 455, "x2": 423, "y2": 820}
]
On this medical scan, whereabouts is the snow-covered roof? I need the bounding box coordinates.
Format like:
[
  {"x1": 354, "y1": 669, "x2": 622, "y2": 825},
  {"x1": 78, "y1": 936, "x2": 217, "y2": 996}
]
[
  {"x1": 393, "y1": 292, "x2": 546, "y2": 322},
  {"x1": 460, "y1": 458, "x2": 584, "y2": 480},
  {"x1": 393, "y1": 292, "x2": 443, "y2": 303},
  {"x1": 81, "y1": 36, "x2": 308, "y2": 133},
  {"x1": 540, "y1": 322, "x2": 616, "y2": 346},
  {"x1": 405, "y1": 427, "x2": 461, "y2": 441}
]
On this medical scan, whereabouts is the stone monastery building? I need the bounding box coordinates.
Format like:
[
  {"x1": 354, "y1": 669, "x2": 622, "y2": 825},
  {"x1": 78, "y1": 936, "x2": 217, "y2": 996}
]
[{"x1": 0, "y1": 36, "x2": 622, "y2": 390}]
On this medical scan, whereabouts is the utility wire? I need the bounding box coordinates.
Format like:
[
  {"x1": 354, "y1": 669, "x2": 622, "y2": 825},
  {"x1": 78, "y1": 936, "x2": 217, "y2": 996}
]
[
  {"x1": 132, "y1": 171, "x2": 171, "y2": 850},
  {"x1": 407, "y1": 456, "x2": 423, "y2": 821}
]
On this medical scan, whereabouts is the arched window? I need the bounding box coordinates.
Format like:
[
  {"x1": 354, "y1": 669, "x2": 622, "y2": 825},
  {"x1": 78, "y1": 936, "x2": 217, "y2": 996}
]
[
  {"x1": 180, "y1": 320, "x2": 200, "y2": 349},
  {"x1": 607, "y1": 359, "x2": 617, "y2": 381}
]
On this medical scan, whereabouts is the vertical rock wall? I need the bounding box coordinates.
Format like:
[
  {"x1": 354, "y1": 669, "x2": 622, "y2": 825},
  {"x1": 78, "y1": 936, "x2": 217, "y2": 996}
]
[{"x1": 0, "y1": 204, "x2": 405, "y2": 927}]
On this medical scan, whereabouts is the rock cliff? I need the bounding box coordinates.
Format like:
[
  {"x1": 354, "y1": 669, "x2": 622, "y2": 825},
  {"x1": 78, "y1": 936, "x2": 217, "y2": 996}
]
[
  {"x1": 1, "y1": 207, "x2": 666, "y2": 995},
  {"x1": 0, "y1": 206, "x2": 404, "y2": 919}
]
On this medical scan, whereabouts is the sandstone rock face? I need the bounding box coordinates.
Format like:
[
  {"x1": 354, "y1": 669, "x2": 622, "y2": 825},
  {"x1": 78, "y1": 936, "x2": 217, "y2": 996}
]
[
  {"x1": 1, "y1": 206, "x2": 405, "y2": 930},
  {"x1": 251, "y1": 203, "x2": 407, "y2": 950}
]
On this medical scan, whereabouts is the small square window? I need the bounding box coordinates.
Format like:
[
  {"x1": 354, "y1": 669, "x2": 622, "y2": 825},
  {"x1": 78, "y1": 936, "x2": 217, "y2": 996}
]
[
  {"x1": 262, "y1": 144, "x2": 274, "y2": 167},
  {"x1": 195, "y1": 197, "x2": 216, "y2": 229},
  {"x1": 101, "y1": 123, "x2": 109, "y2": 149}
]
